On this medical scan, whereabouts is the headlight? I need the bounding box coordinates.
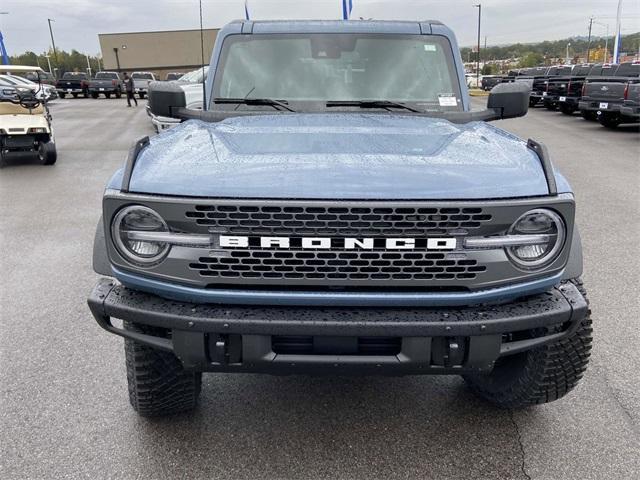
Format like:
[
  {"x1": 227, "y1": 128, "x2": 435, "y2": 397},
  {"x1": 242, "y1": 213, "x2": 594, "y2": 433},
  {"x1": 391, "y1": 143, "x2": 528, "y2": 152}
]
[
  {"x1": 111, "y1": 205, "x2": 170, "y2": 265},
  {"x1": 506, "y1": 209, "x2": 566, "y2": 270}
]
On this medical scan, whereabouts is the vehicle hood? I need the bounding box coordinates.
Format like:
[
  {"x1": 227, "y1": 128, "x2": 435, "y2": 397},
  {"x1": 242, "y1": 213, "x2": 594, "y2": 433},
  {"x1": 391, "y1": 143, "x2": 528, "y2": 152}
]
[{"x1": 115, "y1": 114, "x2": 568, "y2": 199}]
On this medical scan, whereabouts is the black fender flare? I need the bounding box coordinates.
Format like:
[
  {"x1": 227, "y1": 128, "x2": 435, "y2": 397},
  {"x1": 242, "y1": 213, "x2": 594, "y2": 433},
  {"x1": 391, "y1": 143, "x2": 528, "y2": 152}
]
[
  {"x1": 562, "y1": 225, "x2": 583, "y2": 280},
  {"x1": 93, "y1": 215, "x2": 112, "y2": 276}
]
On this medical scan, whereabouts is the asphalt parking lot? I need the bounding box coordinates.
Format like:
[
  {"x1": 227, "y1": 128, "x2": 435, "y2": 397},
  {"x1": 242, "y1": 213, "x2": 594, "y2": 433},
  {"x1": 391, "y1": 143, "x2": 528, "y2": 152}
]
[{"x1": 1, "y1": 97, "x2": 639, "y2": 480}]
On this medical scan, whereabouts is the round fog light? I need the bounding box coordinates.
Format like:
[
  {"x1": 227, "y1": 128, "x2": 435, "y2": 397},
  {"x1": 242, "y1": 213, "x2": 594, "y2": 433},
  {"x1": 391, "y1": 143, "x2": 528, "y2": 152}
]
[{"x1": 112, "y1": 205, "x2": 170, "y2": 265}]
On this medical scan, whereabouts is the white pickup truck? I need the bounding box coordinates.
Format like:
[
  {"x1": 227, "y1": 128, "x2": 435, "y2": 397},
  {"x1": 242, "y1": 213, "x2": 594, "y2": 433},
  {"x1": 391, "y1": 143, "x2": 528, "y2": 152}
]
[
  {"x1": 146, "y1": 67, "x2": 208, "y2": 132},
  {"x1": 131, "y1": 72, "x2": 157, "y2": 99}
]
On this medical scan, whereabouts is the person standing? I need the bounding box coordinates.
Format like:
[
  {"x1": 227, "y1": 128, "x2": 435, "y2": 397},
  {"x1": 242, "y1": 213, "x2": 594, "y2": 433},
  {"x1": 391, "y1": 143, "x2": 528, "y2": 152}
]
[{"x1": 123, "y1": 72, "x2": 137, "y2": 107}]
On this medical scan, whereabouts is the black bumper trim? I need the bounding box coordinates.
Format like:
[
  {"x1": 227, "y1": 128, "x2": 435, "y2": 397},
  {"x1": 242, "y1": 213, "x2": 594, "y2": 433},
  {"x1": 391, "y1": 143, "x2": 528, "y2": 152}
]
[{"x1": 88, "y1": 279, "x2": 588, "y2": 374}]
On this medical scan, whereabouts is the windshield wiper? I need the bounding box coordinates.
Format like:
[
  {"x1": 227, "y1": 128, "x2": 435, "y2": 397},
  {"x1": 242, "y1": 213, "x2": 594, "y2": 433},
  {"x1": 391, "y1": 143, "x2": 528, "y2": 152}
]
[
  {"x1": 326, "y1": 100, "x2": 422, "y2": 113},
  {"x1": 213, "y1": 97, "x2": 295, "y2": 112}
]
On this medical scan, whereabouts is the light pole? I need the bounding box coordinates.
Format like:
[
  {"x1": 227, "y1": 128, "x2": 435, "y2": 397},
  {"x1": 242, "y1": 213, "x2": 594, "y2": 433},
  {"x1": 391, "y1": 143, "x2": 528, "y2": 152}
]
[
  {"x1": 85, "y1": 54, "x2": 92, "y2": 76},
  {"x1": 44, "y1": 54, "x2": 52, "y2": 73},
  {"x1": 593, "y1": 20, "x2": 610, "y2": 63},
  {"x1": 47, "y1": 18, "x2": 58, "y2": 75},
  {"x1": 613, "y1": 0, "x2": 623, "y2": 63},
  {"x1": 566, "y1": 43, "x2": 571, "y2": 64},
  {"x1": 473, "y1": 4, "x2": 481, "y2": 85}
]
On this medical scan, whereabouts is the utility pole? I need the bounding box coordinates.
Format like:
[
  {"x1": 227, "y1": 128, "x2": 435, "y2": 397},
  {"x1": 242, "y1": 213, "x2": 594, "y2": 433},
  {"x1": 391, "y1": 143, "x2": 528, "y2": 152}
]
[
  {"x1": 44, "y1": 54, "x2": 52, "y2": 73},
  {"x1": 586, "y1": 17, "x2": 593, "y2": 63},
  {"x1": 474, "y1": 4, "x2": 481, "y2": 85},
  {"x1": 47, "y1": 18, "x2": 58, "y2": 75}
]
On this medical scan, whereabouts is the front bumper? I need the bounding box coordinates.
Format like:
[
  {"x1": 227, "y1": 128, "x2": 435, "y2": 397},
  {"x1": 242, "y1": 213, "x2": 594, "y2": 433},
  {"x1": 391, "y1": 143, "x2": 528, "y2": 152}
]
[{"x1": 88, "y1": 278, "x2": 588, "y2": 375}]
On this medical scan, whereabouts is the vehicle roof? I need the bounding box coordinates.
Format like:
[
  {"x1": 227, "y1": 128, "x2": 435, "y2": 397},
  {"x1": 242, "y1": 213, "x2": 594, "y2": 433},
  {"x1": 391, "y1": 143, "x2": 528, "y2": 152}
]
[
  {"x1": 231, "y1": 19, "x2": 445, "y2": 35},
  {"x1": 0, "y1": 65, "x2": 44, "y2": 73}
]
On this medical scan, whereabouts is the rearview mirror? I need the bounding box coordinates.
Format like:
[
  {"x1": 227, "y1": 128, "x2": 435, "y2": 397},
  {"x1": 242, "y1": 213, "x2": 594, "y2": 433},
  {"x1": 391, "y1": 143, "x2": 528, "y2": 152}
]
[
  {"x1": 147, "y1": 81, "x2": 186, "y2": 118},
  {"x1": 486, "y1": 82, "x2": 530, "y2": 119}
]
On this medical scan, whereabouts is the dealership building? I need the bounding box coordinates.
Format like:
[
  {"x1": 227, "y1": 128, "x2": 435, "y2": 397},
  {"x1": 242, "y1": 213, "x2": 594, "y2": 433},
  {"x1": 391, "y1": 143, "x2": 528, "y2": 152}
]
[{"x1": 98, "y1": 28, "x2": 219, "y2": 79}]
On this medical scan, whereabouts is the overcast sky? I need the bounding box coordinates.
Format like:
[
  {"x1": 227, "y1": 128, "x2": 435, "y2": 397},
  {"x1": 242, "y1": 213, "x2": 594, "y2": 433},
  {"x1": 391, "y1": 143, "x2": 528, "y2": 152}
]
[{"x1": 2, "y1": 0, "x2": 639, "y2": 55}]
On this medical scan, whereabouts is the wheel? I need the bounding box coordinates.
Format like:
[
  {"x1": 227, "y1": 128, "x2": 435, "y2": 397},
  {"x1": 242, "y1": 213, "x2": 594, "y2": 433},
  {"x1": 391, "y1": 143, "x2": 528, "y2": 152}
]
[
  {"x1": 37, "y1": 141, "x2": 57, "y2": 165},
  {"x1": 463, "y1": 278, "x2": 592, "y2": 409},
  {"x1": 91, "y1": 92, "x2": 99, "y2": 99},
  {"x1": 599, "y1": 113, "x2": 621, "y2": 129},
  {"x1": 72, "y1": 93, "x2": 78, "y2": 98},
  {"x1": 528, "y1": 98, "x2": 538, "y2": 107},
  {"x1": 59, "y1": 92, "x2": 66, "y2": 99},
  {"x1": 138, "y1": 92, "x2": 146, "y2": 99},
  {"x1": 559, "y1": 104, "x2": 575, "y2": 115},
  {"x1": 124, "y1": 321, "x2": 202, "y2": 417},
  {"x1": 544, "y1": 103, "x2": 557, "y2": 111},
  {"x1": 581, "y1": 110, "x2": 597, "y2": 121},
  {"x1": 105, "y1": 92, "x2": 111, "y2": 99},
  {"x1": 116, "y1": 89, "x2": 122, "y2": 99}
]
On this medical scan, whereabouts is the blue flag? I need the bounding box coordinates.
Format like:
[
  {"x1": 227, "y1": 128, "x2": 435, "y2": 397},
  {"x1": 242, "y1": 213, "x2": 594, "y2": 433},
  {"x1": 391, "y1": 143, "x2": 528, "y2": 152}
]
[
  {"x1": 342, "y1": 0, "x2": 353, "y2": 20},
  {"x1": 0, "y1": 31, "x2": 9, "y2": 65}
]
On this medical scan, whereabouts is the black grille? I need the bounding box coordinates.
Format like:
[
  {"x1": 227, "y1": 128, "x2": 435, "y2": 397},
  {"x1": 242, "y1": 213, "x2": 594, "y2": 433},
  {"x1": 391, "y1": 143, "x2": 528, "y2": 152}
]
[
  {"x1": 272, "y1": 336, "x2": 402, "y2": 356},
  {"x1": 189, "y1": 250, "x2": 487, "y2": 281},
  {"x1": 185, "y1": 205, "x2": 492, "y2": 236}
]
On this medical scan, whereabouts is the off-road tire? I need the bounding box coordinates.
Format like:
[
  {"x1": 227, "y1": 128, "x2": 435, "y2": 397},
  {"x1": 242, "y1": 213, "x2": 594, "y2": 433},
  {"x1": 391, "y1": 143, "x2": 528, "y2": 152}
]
[
  {"x1": 599, "y1": 114, "x2": 620, "y2": 129},
  {"x1": 463, "y1": 278, "x2": 592, "y2": 409},
  {"x1": 559, "y1": 104, "x2": 575, "y2": 115},
  {"x1": 124, "y1": 321, "x2": 202, "y2": 417},
  {"x1": 581, "y1": 110, "x2": 597, "y2": 121}
]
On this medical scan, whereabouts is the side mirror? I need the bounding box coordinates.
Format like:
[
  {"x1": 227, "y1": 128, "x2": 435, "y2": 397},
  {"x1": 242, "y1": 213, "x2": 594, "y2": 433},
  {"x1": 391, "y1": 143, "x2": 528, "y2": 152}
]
[
  {"x1": 487, "y1": 82, "x2": 530, "y2": 119},
  {"x1": 147, "y1": 81, "x2": 186, "y2": 118}
]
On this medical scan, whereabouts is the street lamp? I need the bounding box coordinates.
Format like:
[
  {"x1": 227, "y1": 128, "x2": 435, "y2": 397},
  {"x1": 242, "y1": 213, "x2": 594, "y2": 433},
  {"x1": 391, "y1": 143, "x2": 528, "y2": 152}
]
[
  {"x1": 473, "y1": 4, "x2": 482, "y2": 86},
  {"x1": 47, "y1": 18, "x2": 58, "y2": 75},
  {"x1": 566, "y1": 43, "x2": 571, "y2": 64},
  {"x1": 44, "y1": 54, "x2": 52, "y2": 73}
]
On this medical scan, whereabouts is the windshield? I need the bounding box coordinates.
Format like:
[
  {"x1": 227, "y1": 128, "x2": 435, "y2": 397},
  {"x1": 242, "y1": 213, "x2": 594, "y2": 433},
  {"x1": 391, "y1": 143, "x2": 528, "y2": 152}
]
[
  {"x1": 178, "y1": 67, "x2": 208, "y2": 83},
  {"x1": 0, "y1": 75, "x2": 27, "y2": 86},
  {"x1": 132, "y1": 73, "x2": 153, "y2": 79},
  {"x1": 212, "y1": 34, "x2": 461, "y2": 109},
  {"x1": 96, "y1": 72, "x2": 118, "y2": 80},
  {"x1": 62, "y1": 73, "x2": 86, "y2": 80}
]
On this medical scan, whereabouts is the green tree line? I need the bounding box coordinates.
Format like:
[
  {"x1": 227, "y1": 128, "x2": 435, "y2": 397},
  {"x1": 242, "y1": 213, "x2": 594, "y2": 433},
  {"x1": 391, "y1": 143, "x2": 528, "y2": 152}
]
[
  {"x1": 8, "y1": 49, "x2": 102, "y2": 77},
  {"x1": 462, "y1": 31, "x2": 639, "y2": 66}
]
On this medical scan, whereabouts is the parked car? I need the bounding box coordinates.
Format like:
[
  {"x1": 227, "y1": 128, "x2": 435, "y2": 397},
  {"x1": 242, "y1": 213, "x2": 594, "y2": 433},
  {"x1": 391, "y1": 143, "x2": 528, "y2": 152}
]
[
  {"x1": 542, "y1": 65, "x2": 590, "y2": 111},
  {"x1": 147, "y1": 67, "x2": 208, "y2": 132},
  {"x1": 0, "y1": 74, "x2": 57, "y2": 101},
  {"x1": 88, "y1": 72, "x2": 123, "y2": 99},
  {"x1": 131, "y1": 72, "x2": 157, "y2": 98},
  {"x1": 618, "y1": 83, "x2": 640, "y2": 123},
  {"x1": 0, "y1": 66, "x2": 56, "y2": 167},
  {"x1": 17, "y1": 70, "x2": 56, "y2": 86},
  {"x1": 481, "y1": 75, "x2": 503, "y2": 91},
  {"x1": 513, "y1": 67, "x2": 552, "y2": 107},
  {"x1": 165, "y1": 72, "x2": 184, "y2": 81},
  {"x1": 90, "y1": 20, "x2": 591, "y2": 417},
  {"x1": 56, "y1": 72, "x2": 89, "y2": 98},
  {"x1": 542, "y1": 65, "x2": 574, "y2": 110},
  {"x1": 579, "y1": 61, "x2": 640, "y2": 127}
]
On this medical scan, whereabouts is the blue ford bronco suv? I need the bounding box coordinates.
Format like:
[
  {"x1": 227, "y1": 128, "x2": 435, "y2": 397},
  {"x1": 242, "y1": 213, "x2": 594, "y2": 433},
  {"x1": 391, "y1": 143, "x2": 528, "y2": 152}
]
[{"x1": 88, "y1": 20, "x2": 592, "y2": 416}]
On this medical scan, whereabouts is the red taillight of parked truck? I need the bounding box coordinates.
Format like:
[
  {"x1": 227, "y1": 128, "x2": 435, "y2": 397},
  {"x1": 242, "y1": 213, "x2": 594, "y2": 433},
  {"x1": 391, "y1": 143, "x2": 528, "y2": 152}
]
[{"x1": 623, "y1": 83, "x2": 629, "y2": 100}]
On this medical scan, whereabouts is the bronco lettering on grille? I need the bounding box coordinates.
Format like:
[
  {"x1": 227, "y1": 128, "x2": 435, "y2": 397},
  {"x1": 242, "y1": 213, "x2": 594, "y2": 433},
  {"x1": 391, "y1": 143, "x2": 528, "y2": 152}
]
[{"x1": 219, "y1": 235, "x2": 457, "y2": 250}]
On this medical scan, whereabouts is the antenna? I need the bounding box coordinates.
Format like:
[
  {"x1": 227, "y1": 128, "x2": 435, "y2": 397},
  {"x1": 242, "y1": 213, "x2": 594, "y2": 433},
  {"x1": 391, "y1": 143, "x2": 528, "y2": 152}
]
[{"x1": 199, "y1": 0, "x2": 207, "y2": 111}]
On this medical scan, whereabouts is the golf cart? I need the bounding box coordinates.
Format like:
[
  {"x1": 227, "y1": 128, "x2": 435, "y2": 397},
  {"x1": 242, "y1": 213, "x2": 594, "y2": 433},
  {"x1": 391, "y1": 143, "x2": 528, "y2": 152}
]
[{"x1": 0, "y1": 65, "x2": 56, "y2": 167}]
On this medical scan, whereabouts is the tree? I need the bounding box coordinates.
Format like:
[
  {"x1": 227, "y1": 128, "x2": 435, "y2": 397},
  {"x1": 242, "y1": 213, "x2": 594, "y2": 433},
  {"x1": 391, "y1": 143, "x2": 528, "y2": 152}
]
[
  {"x1": 518, "y1": 52, "x2": 544, "y2": 68},
  {"x1": 8, "y1": 48, "x2": 102, "y2": 77}
]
